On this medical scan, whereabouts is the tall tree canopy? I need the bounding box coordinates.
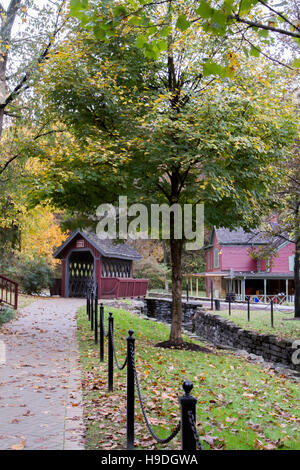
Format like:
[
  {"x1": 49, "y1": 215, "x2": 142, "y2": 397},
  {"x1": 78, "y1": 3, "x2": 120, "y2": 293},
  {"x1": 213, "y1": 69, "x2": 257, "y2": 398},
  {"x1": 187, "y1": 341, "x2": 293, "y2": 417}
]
[{"x1": 29, "y1": 20, "x2": 298, "y2": 344}]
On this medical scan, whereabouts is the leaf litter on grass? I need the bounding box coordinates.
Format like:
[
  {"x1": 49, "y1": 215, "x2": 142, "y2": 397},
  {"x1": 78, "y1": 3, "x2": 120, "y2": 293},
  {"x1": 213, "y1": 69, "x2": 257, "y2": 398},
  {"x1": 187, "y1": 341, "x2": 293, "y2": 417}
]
[{"x1": 77, "y1": 306, "x2": 300, "y2": 450}]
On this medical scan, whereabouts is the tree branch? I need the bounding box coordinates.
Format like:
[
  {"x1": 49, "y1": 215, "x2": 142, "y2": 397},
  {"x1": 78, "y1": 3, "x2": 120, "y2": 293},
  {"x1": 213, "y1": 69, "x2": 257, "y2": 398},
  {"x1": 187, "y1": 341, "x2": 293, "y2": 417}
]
[
  {"x1": 229, "y1": 14, "x2": 300, "y2": 39},
  {"x1": 243, "y1": 37, "x2": 295, "y2": 70},
  {"x1": 257, "y1": 0, "x2": 300, "y2": 32},
  {"x1": 0, "y1": 0, "x2": 66, "y2": 111}
]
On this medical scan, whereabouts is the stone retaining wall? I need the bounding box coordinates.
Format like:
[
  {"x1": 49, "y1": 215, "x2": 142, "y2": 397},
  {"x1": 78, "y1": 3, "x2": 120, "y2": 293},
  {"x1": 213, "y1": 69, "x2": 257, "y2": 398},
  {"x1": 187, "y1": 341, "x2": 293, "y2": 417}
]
[
  {"x1": 143, "y1": 297, "x2": 201, "y2": 323},
  {"x1": 143, "y1": 297, "x2": 299, "y2": 372},
  {"x1": 193, "y1": 309, "x2": 300, "y2": 371}
]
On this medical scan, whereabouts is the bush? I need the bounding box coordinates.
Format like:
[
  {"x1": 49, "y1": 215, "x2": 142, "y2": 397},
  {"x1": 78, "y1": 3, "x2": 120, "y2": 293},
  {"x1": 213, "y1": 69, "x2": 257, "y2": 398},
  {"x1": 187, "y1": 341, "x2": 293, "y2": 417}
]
[
  {"x1": 0, "y1": 305, "x2": 15, "y2": 326},
  {"x1": 134, "y1": 259, "x2": 168, "y2": 290},
  {"x1": 20, "y1": 259, "x2": 54, "y2": 295}
]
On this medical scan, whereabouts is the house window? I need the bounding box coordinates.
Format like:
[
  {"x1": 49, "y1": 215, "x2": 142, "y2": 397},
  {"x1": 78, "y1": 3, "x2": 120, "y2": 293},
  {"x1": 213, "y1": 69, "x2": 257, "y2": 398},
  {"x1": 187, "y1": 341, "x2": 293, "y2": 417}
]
[
  {"x1": 214, "y1": 248, "x2": 220, "y2": 268},
  {"x1": 207, "y1": 252, "x2": 211, "y2": 270},
  {"x1": 289, "y1": 255, "x2": 295, "y2": 272},
  {"x1": 257, "y1": 259, "x2": 261, "y2": 272}
]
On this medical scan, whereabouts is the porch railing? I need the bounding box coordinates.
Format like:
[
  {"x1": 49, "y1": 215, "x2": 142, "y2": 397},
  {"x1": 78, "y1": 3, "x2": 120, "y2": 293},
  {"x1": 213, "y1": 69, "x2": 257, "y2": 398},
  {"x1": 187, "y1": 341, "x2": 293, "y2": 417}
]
[
  {"x1": 100, "y1": 277, "x2": 148, "y2": 299},
  {"x1": 0, "y1": 275, "x2": 18, "y2": 309},
  {"x1": 235, "y1": 293, "x2": 292, "y2": 304}
]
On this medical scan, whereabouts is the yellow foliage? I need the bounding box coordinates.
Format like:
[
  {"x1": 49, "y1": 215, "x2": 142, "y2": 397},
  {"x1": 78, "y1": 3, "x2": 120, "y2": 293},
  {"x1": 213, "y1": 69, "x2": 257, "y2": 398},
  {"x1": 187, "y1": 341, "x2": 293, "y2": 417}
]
[{"x1": 19, "y1": 206, "x2": 68, "y2": 265}]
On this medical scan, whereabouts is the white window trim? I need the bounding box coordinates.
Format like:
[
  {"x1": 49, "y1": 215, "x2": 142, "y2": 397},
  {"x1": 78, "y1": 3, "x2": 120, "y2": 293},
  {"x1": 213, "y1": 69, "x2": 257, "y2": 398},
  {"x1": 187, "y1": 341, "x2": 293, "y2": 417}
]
[{"x1": 214, "y1": 248, "x2": 220, "y2": 268}]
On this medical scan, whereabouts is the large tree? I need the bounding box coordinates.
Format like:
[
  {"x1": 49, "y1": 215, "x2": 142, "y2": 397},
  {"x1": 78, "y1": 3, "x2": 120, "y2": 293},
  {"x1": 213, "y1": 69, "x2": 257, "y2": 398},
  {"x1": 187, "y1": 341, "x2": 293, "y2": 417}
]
[
  {"x1": 29, "y1": 22, "x2": 297, "y2": 344},
  {"x1": 0, "y1": 0, "x2": 69, "y2": 257}
]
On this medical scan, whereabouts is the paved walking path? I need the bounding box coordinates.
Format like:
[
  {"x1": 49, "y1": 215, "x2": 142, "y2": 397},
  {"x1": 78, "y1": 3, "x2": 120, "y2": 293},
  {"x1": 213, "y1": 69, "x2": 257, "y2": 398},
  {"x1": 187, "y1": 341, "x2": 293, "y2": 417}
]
[{"x1": 0, "y1": 298, "x2": 86, "y2": 450}]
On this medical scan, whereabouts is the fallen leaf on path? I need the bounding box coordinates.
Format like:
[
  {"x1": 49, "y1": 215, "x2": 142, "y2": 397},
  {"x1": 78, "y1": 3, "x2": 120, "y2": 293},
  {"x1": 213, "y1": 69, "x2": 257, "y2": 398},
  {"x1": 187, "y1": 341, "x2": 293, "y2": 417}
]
[{"x1": 11, "y1": 439, "x2": 26, "y2": 450}]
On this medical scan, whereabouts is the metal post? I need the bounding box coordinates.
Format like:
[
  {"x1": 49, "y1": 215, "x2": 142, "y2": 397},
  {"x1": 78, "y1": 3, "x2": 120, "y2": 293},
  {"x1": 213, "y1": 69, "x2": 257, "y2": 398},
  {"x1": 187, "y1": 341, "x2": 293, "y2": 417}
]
[
  {"x1": 180, "y1": 380, "x2": 197, "y2": 452},
  {"x1": 210, "y1": 280, "x2": 214, "y2": 310},
  {"x1": 229, "y1": 295, "x2": 231, "y2": 316},
  {"x1": 108, "y1": 313, "x2": 114, "y2": 392},
  {"x1": 247, "y1": 296, "x2": 250, "y2": 322},
  {"x1": 270, "y1": 299, "x2": 274, "y2": 328},
  {"x1": 127, "y1": 330, "x2": 135, "y2": 450},
  {"x1": 91, "y1": 291, "x2": 94, "y2": 331},
  {"x1": 87, "y1": 290, "x2": 90, "y2": 320},
  {"x1": 94, "y1": 304, "x2": 98, "y2": 345},
  {"x1": 186, "y1": 282, "x2": 189, "y2": 302},
  {"x1": 99, "y1": 303, "x2": 104, "y2": 362},
  {"x1": 94, "y1": 285, "x2": 98, "y2": 344}
]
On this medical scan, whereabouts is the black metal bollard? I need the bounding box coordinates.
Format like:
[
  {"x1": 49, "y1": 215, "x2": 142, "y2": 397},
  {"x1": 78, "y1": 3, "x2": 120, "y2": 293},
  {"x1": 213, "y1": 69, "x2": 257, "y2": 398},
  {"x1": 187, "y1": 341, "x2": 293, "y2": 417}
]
[
  {"x1": 94, "y1": 305, "x2": 98, "y2": 345},
  {"x1": 91, "y1": 290, "x2": 94, "y2": 331},
  {"x1": 229, "y1": 296, "x2": 231, "y2": 316},
  {"x1": 186, "y1": 282, "x2": 189, "y2": 302},
  {"x1": 270, "y1": 299, "x2": 274, "y2": 328},
  {"x1": 87, "y1": 290, "x2": 90, "y2": 321},
  {"x1": 210, "y1": 280, "x2": 214, "y2": 310},
  {"x1": 247, "y1": 296, "x2": 250, "y2": 322},
  {"x1": 180, "y1": 380, "x2": 197, "y2": 452},
  {"x1": 99, "y1": 303, "x2": 104, "y2": 362},
  {"x1": 86, "y1": 291, "x2": 89, "y2": 318},
  {"x1": 108, "y1": 312, "x2": 114, "y2": 392},
  {"x1": 94, "y1": 285, "x2": 98, "y2": 344},
  {"x1": 127, "y1": 329, "x2": 135, "y2": 450}
]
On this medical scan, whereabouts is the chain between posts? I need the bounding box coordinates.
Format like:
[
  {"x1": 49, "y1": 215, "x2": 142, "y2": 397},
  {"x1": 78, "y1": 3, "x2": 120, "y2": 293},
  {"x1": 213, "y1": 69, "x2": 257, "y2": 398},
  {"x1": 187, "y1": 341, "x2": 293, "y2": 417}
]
[
  {"x1": 86, "y1": 299, "x2": 201, "y2": 451},
  {"x1": 129, "y1": 341, "x2": 181, "y2": 444},
  {"x1": 187, "y1": 411, "x2": 202, "y2": 450},
  {"x1": 109, "y1": 323, "x2": 128, "y2": 371}
]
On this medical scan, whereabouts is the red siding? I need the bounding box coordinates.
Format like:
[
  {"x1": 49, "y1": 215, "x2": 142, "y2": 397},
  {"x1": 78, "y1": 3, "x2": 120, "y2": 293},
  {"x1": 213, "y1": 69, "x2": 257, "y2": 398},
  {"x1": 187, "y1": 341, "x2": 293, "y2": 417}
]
[
  {"x1": 61, "y1": 259, "x2": 66, "y2": 297},
  {"x1": 207, "y1": 232, "x2": 222, "y2": 271},
  {"x1": 271, "y1": 242, "x2": 295, "y2": 273},
  {"x1": 206, "y1": 236, "x2": 295, "y2": 274},
  {"x1": 221, "y1": 246, "x2": 257, "y2": 272}
]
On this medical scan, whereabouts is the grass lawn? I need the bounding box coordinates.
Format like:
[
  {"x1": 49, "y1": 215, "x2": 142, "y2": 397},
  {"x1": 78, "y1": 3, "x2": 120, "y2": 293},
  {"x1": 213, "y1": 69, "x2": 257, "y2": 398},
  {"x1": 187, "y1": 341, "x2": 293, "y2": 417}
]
[
  {"x1": 209, "y1": 307, "x2": 300, "y2": 341},
  {"x1": 77, "y1": 305, "x2": 300, "y2": 451},
  {"x1": 18, "y1": 294, "x2": 38, "y2": 309}
]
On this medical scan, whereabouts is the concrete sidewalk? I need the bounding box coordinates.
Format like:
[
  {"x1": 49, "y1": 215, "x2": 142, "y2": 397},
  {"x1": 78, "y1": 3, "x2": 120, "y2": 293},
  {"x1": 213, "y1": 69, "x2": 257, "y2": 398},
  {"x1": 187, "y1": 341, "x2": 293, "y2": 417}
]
[{"x1": 0, "y1": 298, "x2": 86, "y2": 450}]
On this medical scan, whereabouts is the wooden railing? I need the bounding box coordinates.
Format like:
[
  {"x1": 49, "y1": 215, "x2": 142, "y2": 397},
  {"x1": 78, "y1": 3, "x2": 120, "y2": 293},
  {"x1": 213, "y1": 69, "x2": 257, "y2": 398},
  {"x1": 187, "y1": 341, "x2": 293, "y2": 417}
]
[
  {"x1": 234, "y1": 293, "x2": 292, "y2": 304},
  {"x1": 0, "y1": 275, "x2": 18, "y2": 309},
  {"x1": 100, "y1": 277, "x2": 148, "y2": 299}
]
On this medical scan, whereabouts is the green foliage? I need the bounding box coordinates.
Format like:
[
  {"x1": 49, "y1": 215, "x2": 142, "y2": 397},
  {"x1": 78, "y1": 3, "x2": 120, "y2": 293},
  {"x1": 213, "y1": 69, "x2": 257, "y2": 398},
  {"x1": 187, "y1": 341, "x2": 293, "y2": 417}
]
[
  {"x1": 69, "y1": 0, "x2": 300, "y2": 73},
  {"x1": 134, "y1": 259, "x2": 168, "y2": 289},
  {"x1": 20, "y1": 258, "x2": 54, "y2": 295},
  {"x1": 2, "y1": 256, "x2": 54, "y2": 295},
  {"x1": 0, "y1": 305, "x2": 15, "y2": 326}
]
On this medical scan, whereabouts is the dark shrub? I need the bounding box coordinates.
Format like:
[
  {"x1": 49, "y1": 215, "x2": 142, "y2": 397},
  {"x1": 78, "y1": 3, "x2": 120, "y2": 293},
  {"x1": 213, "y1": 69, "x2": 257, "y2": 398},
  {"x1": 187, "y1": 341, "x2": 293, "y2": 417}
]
[{"x1": 20, "y1": 259, "x2": 54, "y2": 295}]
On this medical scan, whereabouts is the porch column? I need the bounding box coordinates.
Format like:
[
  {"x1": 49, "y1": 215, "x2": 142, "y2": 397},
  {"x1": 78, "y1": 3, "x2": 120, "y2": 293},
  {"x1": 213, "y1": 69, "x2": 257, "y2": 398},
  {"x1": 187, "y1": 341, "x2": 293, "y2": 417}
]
[
  {"x1": 264, "y1": 278, "x2": 267, "y2": 303},
  {"x1": 241, "y1": 278, "x2": 245, "y2": 301},
  {"x1": 286, "y1": 279, "x2": 289, "y2": 302}
]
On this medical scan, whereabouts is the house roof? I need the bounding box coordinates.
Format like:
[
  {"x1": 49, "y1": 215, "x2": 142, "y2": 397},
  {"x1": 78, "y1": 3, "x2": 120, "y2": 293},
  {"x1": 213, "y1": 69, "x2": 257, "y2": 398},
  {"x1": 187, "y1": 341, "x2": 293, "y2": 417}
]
[
  {"x1": 207, "y1": 226, "x2": 290, "y2": 249},
  {"x1": 53, "y1": 229, "x2": 142, "y2": 261},
  {"x1": 186, "y1": 271, "x2": 294, "y2": 279}
]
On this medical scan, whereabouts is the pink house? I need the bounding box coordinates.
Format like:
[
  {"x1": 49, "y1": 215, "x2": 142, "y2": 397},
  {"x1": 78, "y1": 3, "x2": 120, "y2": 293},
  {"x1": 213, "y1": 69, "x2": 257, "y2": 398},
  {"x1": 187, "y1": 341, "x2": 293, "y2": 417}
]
[{"x1": 195, "y1": 227, "x2": 295, "y2": 302}]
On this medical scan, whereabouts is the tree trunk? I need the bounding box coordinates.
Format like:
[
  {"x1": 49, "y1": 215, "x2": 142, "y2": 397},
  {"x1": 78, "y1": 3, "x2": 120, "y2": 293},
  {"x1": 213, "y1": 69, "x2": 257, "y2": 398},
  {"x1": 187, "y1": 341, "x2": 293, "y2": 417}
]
[
  {"x1": 294, "y1": 236, "x2": 300, "y2": 318},
  {"x1": 169, "y1": 237, "x2": 184, "y2": 345}
]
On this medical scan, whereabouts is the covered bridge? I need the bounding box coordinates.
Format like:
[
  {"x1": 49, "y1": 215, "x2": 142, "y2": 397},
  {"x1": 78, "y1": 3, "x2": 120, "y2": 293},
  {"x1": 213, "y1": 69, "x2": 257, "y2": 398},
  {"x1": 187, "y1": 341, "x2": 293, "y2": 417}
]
[{"x1": 53, "y1": 230, "x2": 148, "y2": 299}]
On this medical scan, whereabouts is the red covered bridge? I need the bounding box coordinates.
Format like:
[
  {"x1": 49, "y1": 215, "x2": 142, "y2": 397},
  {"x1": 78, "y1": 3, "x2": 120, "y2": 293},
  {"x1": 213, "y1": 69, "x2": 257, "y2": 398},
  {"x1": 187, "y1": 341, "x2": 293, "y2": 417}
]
[{"x1": 53, "y1": 230, "x2": 148, "y2": 299}]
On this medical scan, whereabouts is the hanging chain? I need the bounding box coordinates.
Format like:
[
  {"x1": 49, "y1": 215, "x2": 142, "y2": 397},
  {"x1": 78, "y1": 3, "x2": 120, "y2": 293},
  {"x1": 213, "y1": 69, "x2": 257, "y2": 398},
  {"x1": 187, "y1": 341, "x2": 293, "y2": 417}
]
[
  {"x1": 187, "y1": 411, "x2": 202, "y2": 450},
  {"x1": 129, "y1": 343, "x2": 181, "y2": 444},
  {"x1": 109, "y1": 325, "x2": 128, "y2": 371}
]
